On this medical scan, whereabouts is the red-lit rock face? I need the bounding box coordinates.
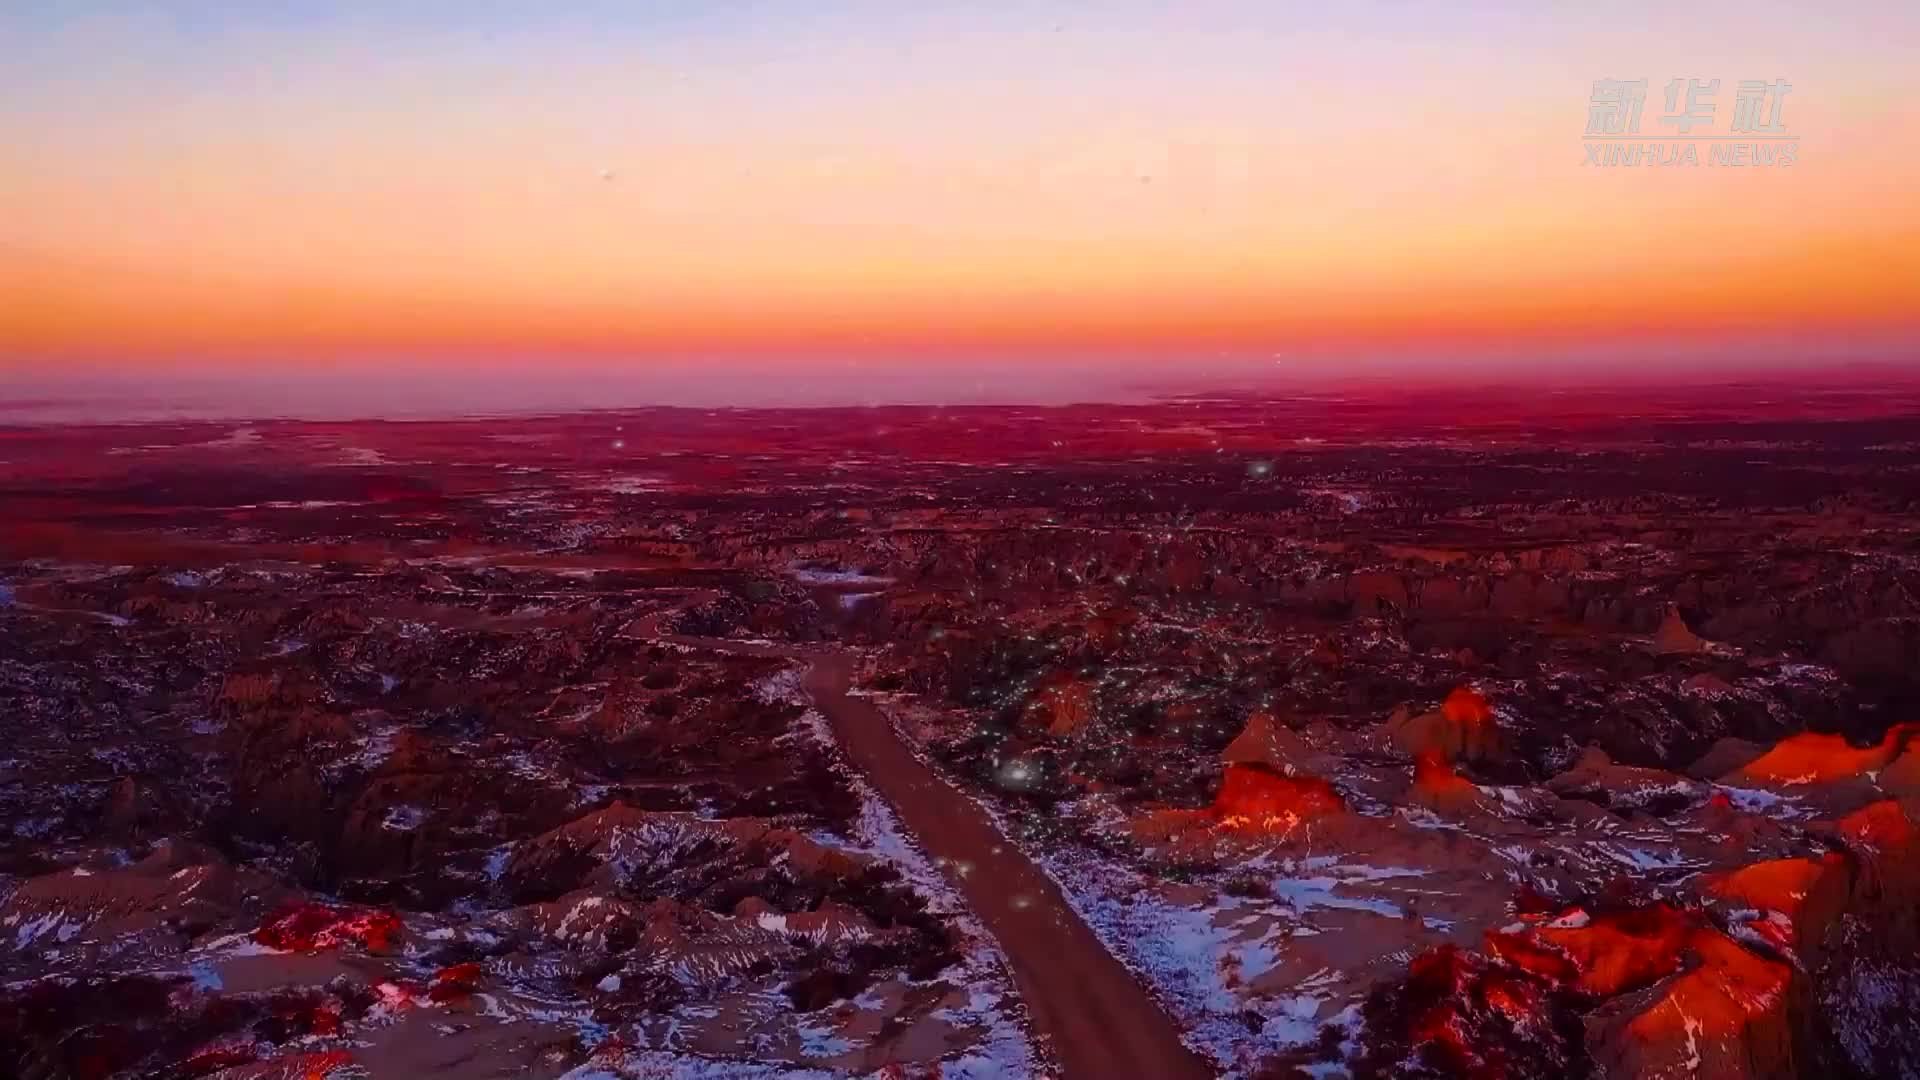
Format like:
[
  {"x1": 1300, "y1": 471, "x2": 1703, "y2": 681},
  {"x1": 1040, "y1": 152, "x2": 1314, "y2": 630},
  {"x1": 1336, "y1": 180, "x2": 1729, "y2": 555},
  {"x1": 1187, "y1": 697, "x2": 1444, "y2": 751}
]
[
  {"x1": 1441, "y1": 686, "x2": 1493, "y2": 730},
  {"x1": 1704, "y1": 853, "x2": 1849, "y2": 963},
  {"x1": 1359, "y1": 902, "x2": 1805, "y2": 1080},
  {"x1": 1486, "y1": 904, "x2": 1694, "y2": 998},
  {"x1": 426, "y1": 962, "x2": 485, "y2": 1003},
  {"x1": 1727, "y1": 723, "x2": 1917, "y2": 786},
  {"x1": 1603, "y1": 930, "x2": 1795, "y2": 1080},
  {"x1": 1409, "y1": 750, "x2": 1484, "y2": 815},
  {"x1": 1709, "y1": 856, "x2": 1844, "y2": 925},
  {"x1": 1835, "y1": 797, "x2": 1918, "y2": 853},
  {"x1": 1351, "y1": 809, "x2": 1920, "y2": 1080},
  {"x1": 1881, "y1": 743, "x2": 1920, "y2": 797},
  {"x1": 1349, "y1": 944, "x2": 1587, "y2": 1080},
  {"x1": 251, "y1": 904, "x2": 403, "y2": 955},
  {"x1": 1390, "y1": 686, "x2": 1501, "y2": 767},
  {"x1": 1211, "y1": 763, "x2": 1345, "y2": 829}
]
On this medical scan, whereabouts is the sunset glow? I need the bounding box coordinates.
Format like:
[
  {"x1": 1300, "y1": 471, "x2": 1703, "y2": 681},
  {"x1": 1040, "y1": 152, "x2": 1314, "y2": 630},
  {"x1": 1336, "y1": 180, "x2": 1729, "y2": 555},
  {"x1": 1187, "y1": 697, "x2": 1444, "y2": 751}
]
[{"x1": 5, "y1": 1, "x2": 1918, "y2": 385}]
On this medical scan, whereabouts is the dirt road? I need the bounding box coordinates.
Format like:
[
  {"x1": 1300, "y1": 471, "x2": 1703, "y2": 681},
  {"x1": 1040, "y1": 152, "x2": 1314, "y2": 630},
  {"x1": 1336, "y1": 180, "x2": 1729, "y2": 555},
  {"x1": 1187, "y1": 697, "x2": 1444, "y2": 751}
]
[
  {"x1": 801, "y1": 653, "x2": 1215, "y2": 1080},
  {"x1": 656, "y1": 610, "x2": 1214, "y2": 1079}
]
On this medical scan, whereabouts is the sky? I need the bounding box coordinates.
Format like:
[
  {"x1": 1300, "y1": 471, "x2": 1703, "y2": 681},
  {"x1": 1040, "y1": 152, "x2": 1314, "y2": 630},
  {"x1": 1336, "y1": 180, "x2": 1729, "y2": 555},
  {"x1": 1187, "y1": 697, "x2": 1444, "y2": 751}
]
[{"x1": 2, "y1": 1, "x2": 1918, "y2": 403}]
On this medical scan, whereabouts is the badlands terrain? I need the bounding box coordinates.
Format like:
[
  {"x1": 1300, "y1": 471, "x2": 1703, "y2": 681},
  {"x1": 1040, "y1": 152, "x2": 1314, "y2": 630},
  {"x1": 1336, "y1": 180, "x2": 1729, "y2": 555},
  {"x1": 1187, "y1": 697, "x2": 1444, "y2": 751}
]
[{"x1": 4, "y1": 381, "x2": 1920, "y2": 1078}]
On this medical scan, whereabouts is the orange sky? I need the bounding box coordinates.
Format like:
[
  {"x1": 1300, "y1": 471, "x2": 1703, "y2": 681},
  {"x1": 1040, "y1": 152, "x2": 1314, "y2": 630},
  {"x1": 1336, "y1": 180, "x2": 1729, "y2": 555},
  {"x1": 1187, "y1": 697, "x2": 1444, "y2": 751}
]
[{"x1": 4, "y1": 3, "x2": 1918, "y2": 375}]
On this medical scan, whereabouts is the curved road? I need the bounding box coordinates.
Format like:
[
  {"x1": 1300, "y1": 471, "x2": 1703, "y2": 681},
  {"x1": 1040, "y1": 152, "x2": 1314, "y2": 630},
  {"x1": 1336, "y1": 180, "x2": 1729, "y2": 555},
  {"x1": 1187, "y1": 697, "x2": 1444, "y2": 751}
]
[{"x1": 652, "y1": 613, "x2": 1214, "y2": 1080}]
